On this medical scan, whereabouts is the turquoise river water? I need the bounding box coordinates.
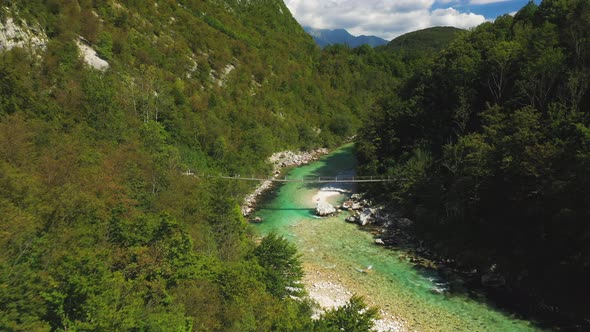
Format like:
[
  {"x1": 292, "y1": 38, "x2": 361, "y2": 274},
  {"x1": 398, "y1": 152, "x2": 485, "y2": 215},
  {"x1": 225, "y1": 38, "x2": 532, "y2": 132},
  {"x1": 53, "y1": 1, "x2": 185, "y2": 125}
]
[{"x1": 253, "y1": 144, "x2": 542, "y2": 332}]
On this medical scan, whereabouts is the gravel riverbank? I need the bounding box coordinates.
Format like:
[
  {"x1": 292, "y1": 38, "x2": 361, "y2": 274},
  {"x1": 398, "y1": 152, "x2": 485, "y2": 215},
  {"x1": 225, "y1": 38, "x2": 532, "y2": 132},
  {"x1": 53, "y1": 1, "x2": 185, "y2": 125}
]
[{"x1": 242, "y1": 148, "x2": 328, "y2": 218}]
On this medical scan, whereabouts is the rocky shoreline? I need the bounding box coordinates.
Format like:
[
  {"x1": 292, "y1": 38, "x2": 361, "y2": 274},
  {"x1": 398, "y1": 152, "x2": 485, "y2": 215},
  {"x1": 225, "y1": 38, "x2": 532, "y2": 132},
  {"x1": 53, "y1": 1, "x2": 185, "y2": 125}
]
[
  {"x1": 342, "y1": 193, "x2": 513, "y2": 294},
  {"x1": 345, "y1": 192, "x2": 582, "y2": 329},
  {"x1": 303, "y1": 268, "x2": 404, "y2": 332},
  {"x1": 242, "y1": 148, "x2": 329, "y2": 219},
  {"x1": 309, "y1": 190, "x2": 439, "y2": 270}
]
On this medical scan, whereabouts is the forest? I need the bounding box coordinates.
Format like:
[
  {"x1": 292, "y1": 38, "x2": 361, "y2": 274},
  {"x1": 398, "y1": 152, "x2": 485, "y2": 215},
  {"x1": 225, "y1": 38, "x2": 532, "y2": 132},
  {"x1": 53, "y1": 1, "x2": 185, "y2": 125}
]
[
  {"x1": 2, "y1": 0, "x2": 589, "y2": 330},
  {"x1": 0, "y1": 0, "x2": 395, "y2": 330},
  {"x1": 357, "y1": 0, "x2": 590, "y2": 326}
]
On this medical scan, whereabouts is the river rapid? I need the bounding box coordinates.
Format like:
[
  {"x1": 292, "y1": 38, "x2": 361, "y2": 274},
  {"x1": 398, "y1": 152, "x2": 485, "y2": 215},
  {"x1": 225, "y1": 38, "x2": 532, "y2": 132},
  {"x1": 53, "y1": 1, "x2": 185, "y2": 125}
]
[{"x1": 253, "y1": 144, "x2": 542, "y2": 332}]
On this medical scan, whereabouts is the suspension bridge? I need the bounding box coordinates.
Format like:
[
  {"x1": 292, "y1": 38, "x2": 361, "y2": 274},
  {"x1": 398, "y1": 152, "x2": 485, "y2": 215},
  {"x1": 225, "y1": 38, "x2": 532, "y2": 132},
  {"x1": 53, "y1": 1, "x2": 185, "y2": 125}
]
[{"x1": 184, "y1": 172, "x2": 395, "y2": 183}]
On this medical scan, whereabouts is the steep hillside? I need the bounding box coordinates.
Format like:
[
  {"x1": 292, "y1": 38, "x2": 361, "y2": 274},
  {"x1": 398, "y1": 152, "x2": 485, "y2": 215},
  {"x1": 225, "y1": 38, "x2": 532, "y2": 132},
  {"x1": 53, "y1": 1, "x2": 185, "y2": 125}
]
[
  {"x1": 0, "y1": 1, "x2": 393, "y2": 330},
  {"x1": 304, "y1": 26, "x2": 389, "y2": 48},
  {"x1": 357, "y1": 1, "x2": 590, "y2": 327}
]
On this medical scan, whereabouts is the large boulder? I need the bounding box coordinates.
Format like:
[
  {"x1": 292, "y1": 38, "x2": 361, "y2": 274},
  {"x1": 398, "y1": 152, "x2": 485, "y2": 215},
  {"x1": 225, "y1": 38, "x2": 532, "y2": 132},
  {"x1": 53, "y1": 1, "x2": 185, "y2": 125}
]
[
  {"x1": 351, "y1": 193, "x2": 363, "y2": 200},
  {"x1": 316, "y1": 201, "x2": 336, "y2": 216},
  {"x1": 242, "y1": 206, "x2": 254, "y2": 217},
  {"x1": 341, "y1": 200, "x2": 353, "y2": 209},
  {"x1": 358, "y1": 208, "x2": 373, "y2": 226},
  {"x1": 345, "y1": 215, "x2": 357, "y2": 223}
]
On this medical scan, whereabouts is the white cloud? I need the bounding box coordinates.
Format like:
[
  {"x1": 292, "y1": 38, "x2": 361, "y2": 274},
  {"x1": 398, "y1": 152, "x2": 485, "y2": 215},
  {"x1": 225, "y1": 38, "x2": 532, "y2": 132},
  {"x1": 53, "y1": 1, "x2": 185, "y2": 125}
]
[
  {"x1": 430, "y1": 8, "x2": 486, "y2": 29},
  {"x1": 284, "y1": 0, "x2": 486, "y2": 40}
]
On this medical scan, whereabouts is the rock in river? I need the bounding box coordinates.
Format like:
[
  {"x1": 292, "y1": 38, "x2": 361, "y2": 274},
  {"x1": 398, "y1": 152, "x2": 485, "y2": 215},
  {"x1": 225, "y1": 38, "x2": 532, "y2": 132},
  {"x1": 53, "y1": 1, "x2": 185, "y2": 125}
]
[{"x1": 316, "y1": 201, "x2": 336, "y2": 216}]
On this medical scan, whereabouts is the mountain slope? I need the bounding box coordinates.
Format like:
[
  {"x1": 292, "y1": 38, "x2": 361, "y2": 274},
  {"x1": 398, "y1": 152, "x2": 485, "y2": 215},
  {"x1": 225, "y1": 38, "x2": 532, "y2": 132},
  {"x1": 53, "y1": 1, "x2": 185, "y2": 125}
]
[
  {"x1": 0, "y1": 1, "x2": 383, "y2": 330},
  {"x1": 384, "y1": 26, "x2": 464, "y2": 55},
  {"x1": 304, "y1": 26, "x2": 389, "y2": 48},
  {"x1": 357, "y1": 1, "x2": 590, "y2": 327}
]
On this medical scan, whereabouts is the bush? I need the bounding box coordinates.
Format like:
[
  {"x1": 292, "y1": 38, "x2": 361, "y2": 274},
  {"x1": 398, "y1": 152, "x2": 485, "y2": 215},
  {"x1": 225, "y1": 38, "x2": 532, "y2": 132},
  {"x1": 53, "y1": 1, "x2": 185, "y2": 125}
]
[{"x1": 315, "y1": 295, "x2": 379, "y2": 332}]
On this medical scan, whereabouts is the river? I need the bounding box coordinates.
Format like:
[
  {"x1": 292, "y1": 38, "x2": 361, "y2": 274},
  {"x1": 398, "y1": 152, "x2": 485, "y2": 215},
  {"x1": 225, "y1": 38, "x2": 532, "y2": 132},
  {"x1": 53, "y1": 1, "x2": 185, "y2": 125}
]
[{"x1": 253, "y1": 144, "x2": 542, "y2": 332}]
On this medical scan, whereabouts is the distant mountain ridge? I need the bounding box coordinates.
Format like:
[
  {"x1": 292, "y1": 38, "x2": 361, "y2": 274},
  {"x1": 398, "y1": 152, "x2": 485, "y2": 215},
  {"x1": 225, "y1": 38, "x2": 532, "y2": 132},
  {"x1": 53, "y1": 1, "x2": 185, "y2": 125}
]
[{"x1": 304, "y1": 26, "x2": 389, "y2": 48}]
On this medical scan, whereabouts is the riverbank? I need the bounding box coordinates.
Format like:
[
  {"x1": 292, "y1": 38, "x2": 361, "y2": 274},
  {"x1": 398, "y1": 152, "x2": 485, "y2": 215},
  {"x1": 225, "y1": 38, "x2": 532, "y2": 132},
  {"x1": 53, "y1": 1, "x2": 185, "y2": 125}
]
[
  {"x1": 253, "y1": 145, "x2": 540, "y2": 332},
  {"x1": 241, "y1": 148, "x2": 328, "y2": 218},
  {"x1": 303, "y1": 264, "x2": 405, "y2": 332},
  {"x1": 303, "y1": 189, "x2": 407, "y2": 332},
  {"x1": 344, "y1": 187, "x2": 583, "y2": 330},
  {"x1": 348, "y1": 192, "x2": 578, "y2": 330}
]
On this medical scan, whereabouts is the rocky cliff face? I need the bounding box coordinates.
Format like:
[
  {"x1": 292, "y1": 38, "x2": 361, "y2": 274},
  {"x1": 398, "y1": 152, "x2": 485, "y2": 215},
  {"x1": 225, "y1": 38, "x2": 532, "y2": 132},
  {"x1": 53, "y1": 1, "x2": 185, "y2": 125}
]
[
  {"x1": 0, "y1": 14, "x2": 47, "y2": 52},
  {"x1": 75, "y1": 39, "x2": 109, "y2": 71},
  {"x1": 1, "y1": 10, "x2": 109, "y2": 70}
]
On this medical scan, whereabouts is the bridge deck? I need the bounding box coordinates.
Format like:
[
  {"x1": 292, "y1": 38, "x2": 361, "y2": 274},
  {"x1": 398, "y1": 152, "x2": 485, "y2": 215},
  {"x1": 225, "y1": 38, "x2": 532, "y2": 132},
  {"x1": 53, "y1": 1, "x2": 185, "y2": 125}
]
[{"x1": 206, "y1": 175, "x2": 393, "y2": 183}]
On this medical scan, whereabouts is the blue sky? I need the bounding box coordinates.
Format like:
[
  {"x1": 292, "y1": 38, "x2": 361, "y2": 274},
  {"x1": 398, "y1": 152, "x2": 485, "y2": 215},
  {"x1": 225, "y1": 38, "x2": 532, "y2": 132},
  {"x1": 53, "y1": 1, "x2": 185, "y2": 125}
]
[
  {"x1": 285, "y1": 0, "x2": 542, "y2": 40},
  {"x1": 432, "y1": 0, "x2": 541, "y2": 18}
]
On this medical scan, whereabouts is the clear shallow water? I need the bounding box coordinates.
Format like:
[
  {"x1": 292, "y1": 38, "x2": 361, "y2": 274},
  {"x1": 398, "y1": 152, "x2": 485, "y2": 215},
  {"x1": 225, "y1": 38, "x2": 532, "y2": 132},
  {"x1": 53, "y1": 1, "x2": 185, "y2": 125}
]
[{"x1": 254, "y1": 144, "x2": 542, "y2": 332}]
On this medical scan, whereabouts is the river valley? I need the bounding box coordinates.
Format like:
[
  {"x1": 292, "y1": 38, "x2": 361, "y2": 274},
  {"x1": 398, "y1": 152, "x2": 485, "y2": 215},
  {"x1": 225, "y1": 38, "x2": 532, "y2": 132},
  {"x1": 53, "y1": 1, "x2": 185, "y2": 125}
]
[{"x1": 253, "y1": 144, "x2": 542, "y2": 332}]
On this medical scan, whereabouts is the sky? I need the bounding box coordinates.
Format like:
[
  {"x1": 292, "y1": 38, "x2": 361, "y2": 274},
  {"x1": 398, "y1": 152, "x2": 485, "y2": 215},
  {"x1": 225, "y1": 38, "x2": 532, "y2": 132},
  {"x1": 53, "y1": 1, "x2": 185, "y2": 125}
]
[{"x1": 284, "y1": 0, "x2": 542, "y2": 40}]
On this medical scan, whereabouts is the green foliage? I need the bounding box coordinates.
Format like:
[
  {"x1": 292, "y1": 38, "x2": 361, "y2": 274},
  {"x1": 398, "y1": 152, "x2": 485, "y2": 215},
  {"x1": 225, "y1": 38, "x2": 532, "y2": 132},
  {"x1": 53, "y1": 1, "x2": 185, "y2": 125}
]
[
  {"x1": 0, "y1": 0, "x2": 412, "y2": 329},
  {"x1": 0, "y1": 0, "x2": 355, "y2": 329},
  {"x1": 314, "y1": 295, "x2": 379, "y2": 332},
  {"x1": 96, "y1": 31, "x2": 113, "y2": 60},
  {"x1": 357, "y1": 0, "x2": 590, "y2": 323},
  {"x1": 514, "y1": 1, "x2": 538, "y2": 22},
  {"x1": 384, "y1": 26, "x2": 465, "y2": 59},
  {"x1": 0, "y1": 51, "x2": 35, "y2": 115},
  {"x1": 253, "y1": 233, "x2": 304, "y2": 298}
]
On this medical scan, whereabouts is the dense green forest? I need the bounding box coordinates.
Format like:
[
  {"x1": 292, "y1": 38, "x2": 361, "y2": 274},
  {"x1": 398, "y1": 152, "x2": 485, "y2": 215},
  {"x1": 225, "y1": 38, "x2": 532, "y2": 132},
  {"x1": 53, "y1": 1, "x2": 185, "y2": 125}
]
[
  {"x1": 357, "y1": 0, "x2": 590, "y2": 326},
  {"x1": 0, "y1": 0, "x2": 398, "y2": 330},
  {"x1": 4, "y1": 0, "x2": 588, "y2": 329}
]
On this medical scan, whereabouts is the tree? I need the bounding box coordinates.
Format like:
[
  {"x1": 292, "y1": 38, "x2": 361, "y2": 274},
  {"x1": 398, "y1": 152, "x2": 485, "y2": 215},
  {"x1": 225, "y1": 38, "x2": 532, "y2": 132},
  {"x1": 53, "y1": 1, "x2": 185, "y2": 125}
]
[
  {"x1": 487, "y1": 41, "x2": 521, "y2": 103},
  {"x1": 253, "y1": 233, "x2": 304, "y2": 298},
  {"x1": 356, "y1": 0, "x2": 590, "y2": 324},
  {"x1": 314, "y1": 295, "x2": 379, "y2": 332}
]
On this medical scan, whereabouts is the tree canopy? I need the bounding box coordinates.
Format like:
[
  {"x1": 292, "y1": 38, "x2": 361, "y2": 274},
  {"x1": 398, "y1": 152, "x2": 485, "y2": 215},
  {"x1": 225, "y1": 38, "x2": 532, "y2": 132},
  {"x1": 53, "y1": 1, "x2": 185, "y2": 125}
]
[{"x1": 357, "y1": 0, "x2": 590, "y2": 326}]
